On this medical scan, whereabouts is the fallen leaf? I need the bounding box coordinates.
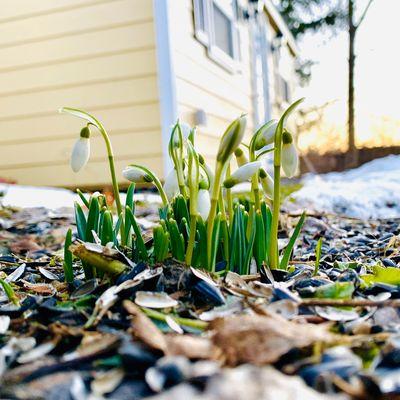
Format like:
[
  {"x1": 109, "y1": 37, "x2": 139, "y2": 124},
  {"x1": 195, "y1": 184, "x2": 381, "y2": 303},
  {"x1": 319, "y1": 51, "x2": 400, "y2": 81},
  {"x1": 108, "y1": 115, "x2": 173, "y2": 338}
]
[
  {"x1": 209, "y1": 313, "x2": 335, "y2": 366},
  {"x1": 165, "y1": 334, "x2": 220, "y2": 360},
  {"x1": 124, "y1": 300, "x2": 167, "y2": 352}
]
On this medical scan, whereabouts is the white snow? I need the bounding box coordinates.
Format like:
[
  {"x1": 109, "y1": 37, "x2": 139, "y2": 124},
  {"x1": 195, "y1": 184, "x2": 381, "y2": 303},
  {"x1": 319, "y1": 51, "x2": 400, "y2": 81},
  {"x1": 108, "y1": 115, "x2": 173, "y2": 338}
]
[
  {"x1": 1, "y1": 155, "x2": 399, "y2": 220},
  {"x1": 287, "y1": 155, "x2": 400, "y2": 219},
  {"x1": 0, "y1": 184, "x2": 161, "y2": 210}
]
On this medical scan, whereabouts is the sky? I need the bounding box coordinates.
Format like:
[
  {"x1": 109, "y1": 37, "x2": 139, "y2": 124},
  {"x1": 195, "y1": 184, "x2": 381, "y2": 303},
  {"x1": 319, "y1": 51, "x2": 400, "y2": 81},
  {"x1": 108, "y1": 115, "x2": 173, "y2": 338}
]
[{"x1": 294, "y1": 0, "x2": 400, "y2": 151}]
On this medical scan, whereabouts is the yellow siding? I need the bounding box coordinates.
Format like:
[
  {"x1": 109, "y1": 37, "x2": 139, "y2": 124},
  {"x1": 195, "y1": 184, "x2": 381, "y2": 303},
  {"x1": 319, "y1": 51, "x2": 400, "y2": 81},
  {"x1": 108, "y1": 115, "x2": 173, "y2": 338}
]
[
  {"x1": 0, "y1": 0, "x2": 163, "y2": 188},
  {"x1": 169, "y1": 0, "x2": 255, "y2": 168}
]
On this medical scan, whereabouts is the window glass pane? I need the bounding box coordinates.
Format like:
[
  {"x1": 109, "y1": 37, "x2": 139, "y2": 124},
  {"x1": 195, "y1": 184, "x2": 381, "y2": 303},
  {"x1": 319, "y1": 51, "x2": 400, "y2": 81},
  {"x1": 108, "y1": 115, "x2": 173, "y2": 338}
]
[
  {"x1": 212, "y1": 4, "x2": 233, "y2": 57},
  {"x1": 197, "y1": 0, "x2": 206, "y2": 31}
]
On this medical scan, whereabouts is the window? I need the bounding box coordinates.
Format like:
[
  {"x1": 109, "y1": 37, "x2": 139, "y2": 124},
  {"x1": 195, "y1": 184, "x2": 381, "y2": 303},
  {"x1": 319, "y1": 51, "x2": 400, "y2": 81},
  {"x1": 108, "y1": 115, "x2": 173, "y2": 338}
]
[{"x1": 193, "y1": 0, "x2": 239, "y2": 71}]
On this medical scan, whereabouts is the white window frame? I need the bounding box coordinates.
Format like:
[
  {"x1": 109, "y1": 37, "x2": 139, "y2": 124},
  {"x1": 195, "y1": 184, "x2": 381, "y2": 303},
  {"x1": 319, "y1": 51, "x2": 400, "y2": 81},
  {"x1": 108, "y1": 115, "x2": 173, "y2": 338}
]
[{"x1": 193, "y1": 0, "x2": 240, "y2": 72}]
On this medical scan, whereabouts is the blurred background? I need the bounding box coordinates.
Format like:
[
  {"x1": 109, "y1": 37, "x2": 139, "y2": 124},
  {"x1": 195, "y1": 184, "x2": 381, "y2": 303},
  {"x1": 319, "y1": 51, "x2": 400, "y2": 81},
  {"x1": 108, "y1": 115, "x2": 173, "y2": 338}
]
[{"x1": 0, "y1": 0, "x2": 397, "y2": 189}]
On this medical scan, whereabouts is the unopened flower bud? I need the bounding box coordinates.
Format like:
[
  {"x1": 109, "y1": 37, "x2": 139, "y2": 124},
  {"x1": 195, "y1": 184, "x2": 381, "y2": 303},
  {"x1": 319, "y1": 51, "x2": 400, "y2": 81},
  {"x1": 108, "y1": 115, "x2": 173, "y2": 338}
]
[
  {"x1": 223, "y1": 161, "x2": 261, "y2": 189},
  {"x1": 217, "y1": 116, "x2": 247, "y2": 164},
  {"x1": 254, "y1": 121, "x2": 278, "y2": 150}
]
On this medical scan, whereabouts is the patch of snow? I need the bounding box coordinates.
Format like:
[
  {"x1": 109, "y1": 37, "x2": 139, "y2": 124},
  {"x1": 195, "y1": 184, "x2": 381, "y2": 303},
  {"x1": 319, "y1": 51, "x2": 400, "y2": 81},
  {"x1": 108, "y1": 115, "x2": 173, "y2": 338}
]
[
  {"x1": 0, "y1": 184, "x2": 161, "y2": 210},
  {"x1": 287, "y1": 155, "x2": 400, "y2": 219}
]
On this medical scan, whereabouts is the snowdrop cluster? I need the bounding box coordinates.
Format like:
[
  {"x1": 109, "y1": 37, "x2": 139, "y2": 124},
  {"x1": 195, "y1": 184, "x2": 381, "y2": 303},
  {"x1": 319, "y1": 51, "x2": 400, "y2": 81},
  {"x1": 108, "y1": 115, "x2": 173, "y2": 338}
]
[{"x1": 62, "y1": 99, "x2": 304, "y2": 274}]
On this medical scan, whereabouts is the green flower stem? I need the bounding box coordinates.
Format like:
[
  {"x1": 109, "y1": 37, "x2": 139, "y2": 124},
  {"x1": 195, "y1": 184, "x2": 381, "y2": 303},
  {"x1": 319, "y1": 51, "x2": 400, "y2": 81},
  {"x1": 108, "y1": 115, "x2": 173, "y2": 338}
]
[
  {"x1": 207, "y1": 164, "x2": 223, "y2": 269},
  {"x1": 141, "y1": 307, "x2": 208, "y2": 330},
  {"x1": 185, "y1": 214, "x2": 197, "y2": 266},
  {"x1": 226, "y1": 164, "x2": 234, "y2": 226},
  {"x1": 249, "y1": 138, "x2": 261, "y2": 210},
  {"x1": 218, "y1": 189, "x2": 230, "y2": 266},
  {"x1": 269, "y1": 119, "x2": 284, "y2": 270}
]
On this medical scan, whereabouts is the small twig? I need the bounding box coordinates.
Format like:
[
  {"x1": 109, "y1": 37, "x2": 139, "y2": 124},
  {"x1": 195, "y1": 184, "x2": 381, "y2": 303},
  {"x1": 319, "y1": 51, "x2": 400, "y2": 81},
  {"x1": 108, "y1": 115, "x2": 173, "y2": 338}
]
[{"x1": 301, "y1": 298, "x2": 400, "y2": 308}]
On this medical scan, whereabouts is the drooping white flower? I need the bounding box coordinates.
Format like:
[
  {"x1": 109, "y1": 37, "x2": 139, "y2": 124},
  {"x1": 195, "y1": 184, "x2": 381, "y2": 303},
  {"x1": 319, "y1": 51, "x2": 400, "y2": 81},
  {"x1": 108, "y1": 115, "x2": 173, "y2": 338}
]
[
  {"x1": 259, "y1": 168, "x2": 274, "y2": 199},
  {"x1": 122, "y1": 166, "x2": 153, "y2": 183},
  {"x1": 197, "y1": 189, "x2": 211, "y2": 221},
  {"x1": 281, "y1": 130, "x2": 298, "y2": 178},
  {"x1": 223, "y1": 161, "x2": 261, "y2": 188},
  {"x1": 70, "y1": 126, "x2": 91, "y2": 172},
  {"x1": 254, "y1": 121, "x2": 278, "y2": 150},
  {"x1": 163, "y1": 168, "x2": 179, "y2": 201}
]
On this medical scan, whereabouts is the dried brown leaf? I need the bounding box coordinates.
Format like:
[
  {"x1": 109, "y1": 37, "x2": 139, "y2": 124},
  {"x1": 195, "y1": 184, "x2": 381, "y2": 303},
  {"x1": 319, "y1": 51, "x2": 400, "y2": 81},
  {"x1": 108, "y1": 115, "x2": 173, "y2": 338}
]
[
  {"x1": 210, "y1": 313, "x2": 335, "y2": 366},
  {"x1": 165, "y1": 334, "x2": 220, "y2": 360}
]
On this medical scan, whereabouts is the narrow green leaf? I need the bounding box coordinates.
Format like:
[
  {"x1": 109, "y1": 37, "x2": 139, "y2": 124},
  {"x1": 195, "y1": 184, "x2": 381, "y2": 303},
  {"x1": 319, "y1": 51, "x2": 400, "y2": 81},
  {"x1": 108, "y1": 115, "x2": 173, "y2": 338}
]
[
  {"x1": 280, "y1": 211, "x2": 306, "y2": 270},
  {"x1": 63, "y1": 228, "x2": 74, "y2": 283},
  {"x1": 74, "y1": 202, "x2": 87, "y2": 241},
  {"x1": 126, "y1": 206, "x2": 148, "y2": 261},
  {"x1": 101, "y1": 210, "x2": 114, "y2": 245},
  {"x1": 0, "y1": 278, "x2": 19, "y2": 306},
  {"x1": 76, "y1": 189, "x2": 90, "y2": 208},
  {"x1": 85, "y1": 197, "x2": 100, "y2": 243},
  {"x1": 313, "y1": 237, "x2": 323, "y2": 276}
]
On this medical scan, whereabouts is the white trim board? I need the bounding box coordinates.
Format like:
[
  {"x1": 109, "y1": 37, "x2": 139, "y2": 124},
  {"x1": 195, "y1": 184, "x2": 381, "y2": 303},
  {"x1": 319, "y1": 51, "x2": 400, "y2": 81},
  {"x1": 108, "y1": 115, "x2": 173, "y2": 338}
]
[{"x1": 153, "y1": 0, "x2": 177, "y2": 177}]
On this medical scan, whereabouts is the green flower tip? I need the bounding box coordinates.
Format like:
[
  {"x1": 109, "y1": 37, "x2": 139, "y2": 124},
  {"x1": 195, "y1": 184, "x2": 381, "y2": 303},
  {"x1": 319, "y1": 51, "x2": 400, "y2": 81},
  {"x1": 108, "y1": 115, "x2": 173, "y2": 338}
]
[
  {"x1": 80, "y1": 125, "x2": 91, "y2": 139},
  {"x1": 282, "y1": 129, "x2": 293, "y2": 145},
  {"x1": 223, "y1": 177, "x2": 236, "y2": 189}
]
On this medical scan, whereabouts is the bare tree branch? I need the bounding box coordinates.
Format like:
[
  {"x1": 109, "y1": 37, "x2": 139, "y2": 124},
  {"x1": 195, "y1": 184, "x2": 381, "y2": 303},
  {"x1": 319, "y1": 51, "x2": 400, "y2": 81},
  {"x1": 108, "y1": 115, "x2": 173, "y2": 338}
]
[{"x1": 355, "y1": 0, "x2": 374, "y2": 29}]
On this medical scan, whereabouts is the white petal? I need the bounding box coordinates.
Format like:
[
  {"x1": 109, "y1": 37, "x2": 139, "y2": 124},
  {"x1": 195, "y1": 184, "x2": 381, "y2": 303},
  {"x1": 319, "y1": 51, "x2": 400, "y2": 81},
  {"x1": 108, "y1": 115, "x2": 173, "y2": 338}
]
[
  {"x1": 281, "y1": 143, "x2": 298, "y2": 178},
  {"x1": 261, "y1": 122, "x2": 278, "y2": 145},
  {"x1": 163, "y1": 169, "x2": 179, "y2": 200},
  {"x1": 260, "y1": 171, "x2": 274, "y2": 199},
  {"x1": 70, "y1": 137, "x2": 90, "y2": 172},
  {"x1": 122, "y1": 166, "x2": 147, "y2": 183},
  {"x1": 229, "y1": 161, "x2": 261, "y2": 185},
  {"x1": 197, "y1": 189, "x2": 211, "y2": 221}
]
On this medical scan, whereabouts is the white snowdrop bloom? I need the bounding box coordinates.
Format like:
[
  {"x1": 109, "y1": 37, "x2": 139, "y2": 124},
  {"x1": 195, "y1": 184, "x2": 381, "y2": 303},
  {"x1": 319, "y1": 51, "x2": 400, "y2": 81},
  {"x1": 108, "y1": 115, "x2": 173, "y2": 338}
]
[
  {"x1": 281, "y1": 131, "x2": 298, "y2": 178},
  {"x1": 223, "y1": 161, "x2": 261, "y2": 189},
  {"x1": 217, "y1": 116, "x2": 247, "y2": 164},
  {"x1": 163, "y1": 168, "x2": 179, "y2": 200},
  {"x1": 259, "y1": 168, "x2": 274, "y2": 199},
  {"x1": 122, "y1": 166, "x2": 153, "y2": 183},
  {"x1": 255, "y1": 121, "x2": 278, "y2": 149},
  {"x1": 70, "y1": 126, "x2": 91, "y2": 172},
  {"x1": 197, "y1": 189, "x2": 211, "y2": 221},
  {"x1": 234, "y1": 147, "x2": 249, "y2": 167}
]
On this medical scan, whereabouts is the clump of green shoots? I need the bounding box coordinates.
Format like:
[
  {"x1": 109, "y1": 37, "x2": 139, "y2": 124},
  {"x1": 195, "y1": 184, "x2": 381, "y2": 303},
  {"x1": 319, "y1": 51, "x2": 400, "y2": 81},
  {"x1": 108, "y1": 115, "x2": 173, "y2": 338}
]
[{"x1": 62, "y1": 99, "x2": 306, "y2": 279}]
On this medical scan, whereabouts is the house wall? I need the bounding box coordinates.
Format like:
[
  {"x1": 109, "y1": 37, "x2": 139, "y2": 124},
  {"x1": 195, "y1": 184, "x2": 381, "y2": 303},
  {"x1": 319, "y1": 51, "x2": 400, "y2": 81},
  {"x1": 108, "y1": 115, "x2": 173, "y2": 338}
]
[
  {"x1": 167, "y1": 0, "x2": 255, "y2": 168},
  {"x1": 0, "y1": 0, "x2": 163, "y2": 188}
]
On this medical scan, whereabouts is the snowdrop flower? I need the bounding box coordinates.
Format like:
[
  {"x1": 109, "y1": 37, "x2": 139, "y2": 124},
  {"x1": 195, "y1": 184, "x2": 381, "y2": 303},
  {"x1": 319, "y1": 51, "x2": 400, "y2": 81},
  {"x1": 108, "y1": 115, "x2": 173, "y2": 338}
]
[
  {"x1": 254, "y1": 121, "x2": 278, "y2": 150},
  {"x1": 259, "y1": 168, "x2": 274, "y2": 199},
  {"x1": 70, "y1": 126, "x2": 91, "y2": 173},
  {"x1": 180, "y1": 122, "x2": 192, "y2": 141},
  {"x1": 223, "y1": 161, "x2": 261, "y2": 189},
  {"x1": 163, "y1": 168, "x2": 179, "y2": 201},
  {"x1": 217, "y1": 116, "x2": 247, "y2": 164},
  {"x1": 197, "y1": 188, "x2": 211, "y2": 221},
  {"x1": 281, "y1": 130, "x2": 298, "y2": 178},
  {"x1": 122, "y1": 166, "x2": 153, "y2": 183},
  {"x1": 234, "y1": 147, "x2": 249, "y2": 167}
]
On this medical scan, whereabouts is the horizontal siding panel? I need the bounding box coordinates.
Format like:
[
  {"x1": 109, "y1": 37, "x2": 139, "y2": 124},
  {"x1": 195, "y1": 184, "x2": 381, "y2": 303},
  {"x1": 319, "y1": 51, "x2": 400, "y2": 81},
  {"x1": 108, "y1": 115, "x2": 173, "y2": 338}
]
[
  {"x1": 0, "y1": 0, "x2": 153, "y2": 48},
  {"x1": 0, "y1": 130, "x2": 161, "y2": 168},
  {"x1": 0, "y1": 77, "x2": 159, "y2": 120},
  {"x1": 0, "y1": 0, "x2": 108, "y2": 21},
  {"x1": 0, "y1": 104, "x2": 160, "y2": 144},
  {"x1": 176, "y1": 79, "x2": 252, "y2": 126},
  {"x1": 0, "y1": 50, "x2": 157, "y2": 95},
  {"x1": 0, "y1": 156, "x2": 163, "y2": 188},
  {"x1": 0, "y1": 22, "x2": 155, "y2": 72}
]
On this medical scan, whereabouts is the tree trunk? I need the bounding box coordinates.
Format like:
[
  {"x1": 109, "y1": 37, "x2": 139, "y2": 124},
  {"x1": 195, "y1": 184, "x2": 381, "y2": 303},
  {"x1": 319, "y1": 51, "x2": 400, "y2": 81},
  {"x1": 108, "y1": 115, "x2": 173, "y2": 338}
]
[{"x1": 348, "y1": 0, "x2": 357, "y2": 157}]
